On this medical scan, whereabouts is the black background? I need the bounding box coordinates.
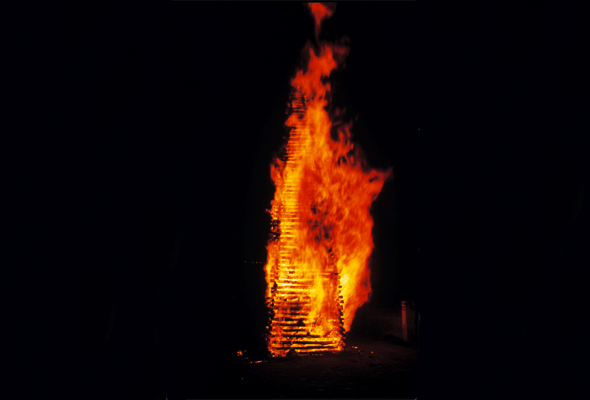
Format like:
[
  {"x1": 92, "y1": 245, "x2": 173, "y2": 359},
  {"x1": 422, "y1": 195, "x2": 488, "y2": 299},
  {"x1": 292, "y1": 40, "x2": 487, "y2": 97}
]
[{"x1": 3, "y1": 2, "x2": 588, "y2": 399}]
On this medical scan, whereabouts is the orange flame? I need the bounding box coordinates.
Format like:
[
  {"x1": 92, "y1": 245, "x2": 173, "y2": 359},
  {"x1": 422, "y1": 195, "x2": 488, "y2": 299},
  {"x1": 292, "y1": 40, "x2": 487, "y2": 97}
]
[
  {"x1": 264, "y1": 2, "x2": 392, "y2": 357},
  {"x1": 306, "y1": 2, "x2": 336, "y2": 39}
]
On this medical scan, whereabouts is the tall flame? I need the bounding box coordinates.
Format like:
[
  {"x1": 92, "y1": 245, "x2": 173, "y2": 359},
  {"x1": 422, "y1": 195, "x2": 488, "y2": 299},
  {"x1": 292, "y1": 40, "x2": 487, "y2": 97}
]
[{"x1": 264, "y1": 2, "x2": 392, "y2": 357}]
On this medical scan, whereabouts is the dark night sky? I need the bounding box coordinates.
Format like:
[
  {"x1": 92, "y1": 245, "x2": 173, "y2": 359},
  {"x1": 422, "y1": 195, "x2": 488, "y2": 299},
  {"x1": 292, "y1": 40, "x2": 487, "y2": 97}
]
[{"x1": 3, "y1": 2, "x2": 588, "y2": 400}]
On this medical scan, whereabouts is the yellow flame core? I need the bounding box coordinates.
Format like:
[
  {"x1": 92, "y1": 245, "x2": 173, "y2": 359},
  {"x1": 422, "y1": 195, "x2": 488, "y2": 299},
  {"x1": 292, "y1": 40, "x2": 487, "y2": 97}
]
[{"x1": 264, "y1": 40, "x2": 392, "y2": 357}]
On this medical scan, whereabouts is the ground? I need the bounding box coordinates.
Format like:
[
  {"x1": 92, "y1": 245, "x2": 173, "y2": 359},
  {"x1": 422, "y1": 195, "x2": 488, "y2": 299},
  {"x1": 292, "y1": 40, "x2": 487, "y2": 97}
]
[{"x1": 215, "y1": 333, "x2": 418, "y2": 399}]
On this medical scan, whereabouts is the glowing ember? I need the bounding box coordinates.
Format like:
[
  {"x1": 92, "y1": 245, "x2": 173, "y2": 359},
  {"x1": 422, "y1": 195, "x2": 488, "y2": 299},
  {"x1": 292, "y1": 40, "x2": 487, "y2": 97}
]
[{"x1": 264, "y1": 2, "x2": 392, "y2": 357}]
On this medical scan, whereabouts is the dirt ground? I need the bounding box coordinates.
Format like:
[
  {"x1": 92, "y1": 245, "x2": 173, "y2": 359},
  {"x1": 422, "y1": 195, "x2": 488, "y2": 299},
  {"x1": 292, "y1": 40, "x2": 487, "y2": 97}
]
[{"x1": 223, "y1": 334, "x2": 418, "y2": 399}]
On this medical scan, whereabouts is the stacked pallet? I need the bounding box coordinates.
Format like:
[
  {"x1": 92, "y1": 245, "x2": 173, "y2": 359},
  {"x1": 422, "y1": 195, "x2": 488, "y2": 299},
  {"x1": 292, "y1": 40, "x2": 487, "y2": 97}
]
[{"x1": 266, "y1": 92, "x2": 345, "y2": 357}]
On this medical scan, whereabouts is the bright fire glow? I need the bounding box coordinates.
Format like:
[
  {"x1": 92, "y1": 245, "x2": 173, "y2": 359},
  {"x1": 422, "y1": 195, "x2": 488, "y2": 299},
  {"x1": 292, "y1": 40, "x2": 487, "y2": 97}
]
[{"x1": 264, "y1": 2, "x2": 392, "y2": 357}]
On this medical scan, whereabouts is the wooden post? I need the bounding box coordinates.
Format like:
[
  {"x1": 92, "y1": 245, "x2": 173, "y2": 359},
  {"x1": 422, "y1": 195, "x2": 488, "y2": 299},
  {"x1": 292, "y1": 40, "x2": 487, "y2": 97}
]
[
  {"x1": 401, "y1": 300, "x2": 408, "y2": 341},
  {"x1": 401, "y1": 300, "x2": 415, "y2": 342}
]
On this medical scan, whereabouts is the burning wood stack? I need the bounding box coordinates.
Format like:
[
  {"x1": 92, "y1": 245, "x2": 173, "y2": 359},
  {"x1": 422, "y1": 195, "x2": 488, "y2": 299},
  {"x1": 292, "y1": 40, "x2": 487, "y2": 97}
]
[
  {"x1": 266, "y1": 93, "x2": 345, "y2": 356},
  {"x1": 263, "y1": 3, "x2": 392, "y2": 358}
]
